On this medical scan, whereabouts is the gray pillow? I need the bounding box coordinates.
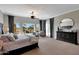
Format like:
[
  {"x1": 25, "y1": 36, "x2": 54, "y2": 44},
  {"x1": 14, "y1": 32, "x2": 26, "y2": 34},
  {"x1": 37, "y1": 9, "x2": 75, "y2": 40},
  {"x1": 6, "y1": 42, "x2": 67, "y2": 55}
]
[{"x1": 13, "y1": 34, "x2": 18, "y2": 39}]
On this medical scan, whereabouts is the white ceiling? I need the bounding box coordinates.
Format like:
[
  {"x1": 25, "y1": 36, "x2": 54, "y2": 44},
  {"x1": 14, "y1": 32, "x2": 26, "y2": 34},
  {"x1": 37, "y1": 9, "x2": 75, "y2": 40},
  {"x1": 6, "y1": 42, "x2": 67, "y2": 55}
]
[
  {"x1": 0, "y1": 4, "x2": 79, "y2": 19},
  {"x1": 14, "y1": 16, "x2": 39, "y2": 24}
]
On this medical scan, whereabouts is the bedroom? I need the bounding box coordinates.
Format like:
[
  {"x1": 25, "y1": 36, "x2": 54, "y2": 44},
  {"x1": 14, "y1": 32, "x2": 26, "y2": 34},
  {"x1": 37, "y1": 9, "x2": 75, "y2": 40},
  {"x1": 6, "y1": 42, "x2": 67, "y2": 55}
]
[{"x1": 0, "y1": 4, "x2": 79, "y2": 55}]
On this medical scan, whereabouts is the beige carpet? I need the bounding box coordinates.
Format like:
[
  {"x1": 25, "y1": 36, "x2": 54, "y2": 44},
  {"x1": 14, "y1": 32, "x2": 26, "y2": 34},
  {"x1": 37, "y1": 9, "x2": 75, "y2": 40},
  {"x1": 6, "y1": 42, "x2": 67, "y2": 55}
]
[{"x1": 22, "y1": 37, "x2": 79, "y2": 55}]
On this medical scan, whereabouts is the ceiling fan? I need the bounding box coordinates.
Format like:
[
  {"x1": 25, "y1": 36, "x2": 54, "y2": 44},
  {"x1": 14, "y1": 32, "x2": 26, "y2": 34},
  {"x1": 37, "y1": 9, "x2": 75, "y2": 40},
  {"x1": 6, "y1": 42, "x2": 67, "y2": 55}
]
[{"x1": 30, "y1": 11, "x2": 36, "y2": 19}]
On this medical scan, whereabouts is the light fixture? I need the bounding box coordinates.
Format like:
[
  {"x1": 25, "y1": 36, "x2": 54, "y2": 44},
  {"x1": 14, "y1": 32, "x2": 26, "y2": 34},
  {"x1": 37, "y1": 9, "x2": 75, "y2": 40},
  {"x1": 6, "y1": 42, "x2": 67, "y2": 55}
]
[{"x1": 30, "y1": 11, "x2": 35, "y2": 19}]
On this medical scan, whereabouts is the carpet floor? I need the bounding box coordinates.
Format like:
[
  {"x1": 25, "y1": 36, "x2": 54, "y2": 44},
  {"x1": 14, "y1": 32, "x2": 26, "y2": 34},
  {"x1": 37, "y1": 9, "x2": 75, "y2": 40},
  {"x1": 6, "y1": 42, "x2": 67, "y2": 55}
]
[{"x1": 22, "y1": 37, "x2": 79, "y2": 55}]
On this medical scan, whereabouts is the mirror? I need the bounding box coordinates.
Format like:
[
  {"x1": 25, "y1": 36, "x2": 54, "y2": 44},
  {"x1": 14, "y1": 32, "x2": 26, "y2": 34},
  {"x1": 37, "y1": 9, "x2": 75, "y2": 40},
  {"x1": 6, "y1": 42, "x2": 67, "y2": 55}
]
[{"x1": 59, "y1": 18, "x2": 74, "y2": 29}]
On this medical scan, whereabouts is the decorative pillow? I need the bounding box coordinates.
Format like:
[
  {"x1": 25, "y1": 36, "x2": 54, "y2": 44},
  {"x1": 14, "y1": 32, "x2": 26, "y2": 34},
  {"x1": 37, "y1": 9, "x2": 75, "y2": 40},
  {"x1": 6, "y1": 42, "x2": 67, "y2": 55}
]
[
  {"x1": 9, "y1": 33, "x2": 14, "y2": 37},
  {"x1": 14, "y1": 34, "x2": 18, "y2": 39},
  {"x1": 7, "y1": 35, "x2": 15, "y2": 41},
  {"x1": 7, "y1": 33, "x2": 15, "y2": 41}
]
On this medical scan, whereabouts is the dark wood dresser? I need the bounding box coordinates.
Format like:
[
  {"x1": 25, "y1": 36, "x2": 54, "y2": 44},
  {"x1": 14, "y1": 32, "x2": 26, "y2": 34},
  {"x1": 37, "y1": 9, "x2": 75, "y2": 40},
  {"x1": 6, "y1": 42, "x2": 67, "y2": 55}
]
[{"x1": 57, "y1": 31, "x2": 78, "y2": 45}]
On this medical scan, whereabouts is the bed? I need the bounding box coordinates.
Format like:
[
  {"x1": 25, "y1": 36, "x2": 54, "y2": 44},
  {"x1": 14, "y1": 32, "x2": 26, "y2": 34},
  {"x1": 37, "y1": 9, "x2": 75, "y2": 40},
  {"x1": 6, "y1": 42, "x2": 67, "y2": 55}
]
[{"x1": 0, "y1": 33, "x2": 39, "y2": 55}]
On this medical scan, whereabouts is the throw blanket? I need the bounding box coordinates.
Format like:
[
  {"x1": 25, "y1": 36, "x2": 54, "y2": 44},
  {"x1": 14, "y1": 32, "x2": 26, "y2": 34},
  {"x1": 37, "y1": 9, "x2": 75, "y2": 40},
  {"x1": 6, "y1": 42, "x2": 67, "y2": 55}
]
[{"x1": 0, "y1": 40, "x2": 3, "y2": 50}]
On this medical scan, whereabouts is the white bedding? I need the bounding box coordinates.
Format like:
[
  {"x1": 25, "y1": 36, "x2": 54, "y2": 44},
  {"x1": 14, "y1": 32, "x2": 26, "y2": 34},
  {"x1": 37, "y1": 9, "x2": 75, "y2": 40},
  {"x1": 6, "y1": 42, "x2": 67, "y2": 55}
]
[
  {"x1": 0, "y1": 33, "x2": 39, "y2": 54},
  {"x1": 1, "y1": 37, "x2": 38, "y2": 54},
  {"x1": 17, "y1": 35, "x2": 30, "y2": 40}
]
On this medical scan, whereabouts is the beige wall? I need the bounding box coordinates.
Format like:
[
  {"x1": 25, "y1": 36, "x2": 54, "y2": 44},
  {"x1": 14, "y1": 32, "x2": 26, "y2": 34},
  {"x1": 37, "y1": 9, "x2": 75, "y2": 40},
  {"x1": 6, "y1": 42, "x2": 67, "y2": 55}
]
[{"x1": 54, "y1": 10, "x2": 79, "y2": 41}]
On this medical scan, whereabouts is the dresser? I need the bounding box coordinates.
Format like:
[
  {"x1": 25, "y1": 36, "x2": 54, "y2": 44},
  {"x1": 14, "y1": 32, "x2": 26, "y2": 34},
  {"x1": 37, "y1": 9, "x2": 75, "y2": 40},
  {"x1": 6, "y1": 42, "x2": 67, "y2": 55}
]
[{"x1": 57, "y1": 31, "x2": 78, "y2": 45}]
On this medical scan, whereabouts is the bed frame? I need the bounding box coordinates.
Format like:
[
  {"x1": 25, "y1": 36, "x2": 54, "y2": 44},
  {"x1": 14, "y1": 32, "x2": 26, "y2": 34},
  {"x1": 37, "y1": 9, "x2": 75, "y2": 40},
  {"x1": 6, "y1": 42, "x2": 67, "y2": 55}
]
[{"x1": 3, "y1": 43, "x2": 39, "y2": 55}]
